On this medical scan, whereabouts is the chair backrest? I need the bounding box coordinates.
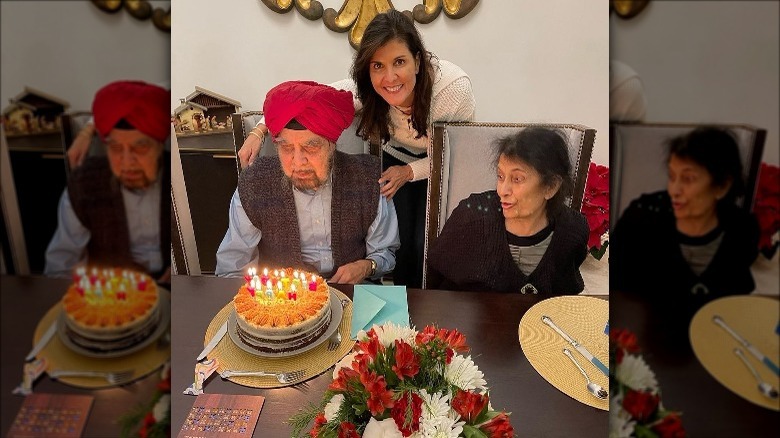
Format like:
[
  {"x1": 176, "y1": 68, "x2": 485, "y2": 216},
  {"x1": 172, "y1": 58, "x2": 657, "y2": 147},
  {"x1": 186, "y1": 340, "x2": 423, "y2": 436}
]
[
  {"x1": 60, "y1": 111, "x2": 98, "y2": 177},
  {"x1": 423, "y1": 121, "x2": 595, "y2": 288},
  {"x1": 610, "y1": 122, "x2": 766, "y2": 226},
  {"x1": 170, "y1": 126, "x2": 201, "y2": 275},
  {"x1": 231, "y1": 110, "x2": 379, "y2": 175}
]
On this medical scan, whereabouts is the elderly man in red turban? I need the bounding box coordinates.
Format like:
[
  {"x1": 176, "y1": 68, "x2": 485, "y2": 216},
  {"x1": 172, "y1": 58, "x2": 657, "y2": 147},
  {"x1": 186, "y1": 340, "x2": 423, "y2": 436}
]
[
  {"x1": 45, "y1": 80, "x2": 171, "y2": 283},
  {"x1": 216, "y1": 81, "x2": 399, "y2": 284}
]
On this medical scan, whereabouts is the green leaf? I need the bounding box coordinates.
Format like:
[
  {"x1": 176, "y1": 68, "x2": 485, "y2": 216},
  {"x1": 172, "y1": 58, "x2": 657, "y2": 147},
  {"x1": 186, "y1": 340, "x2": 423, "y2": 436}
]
[
  {"x1": 462, "y1": 424, "x2": 489, "y2": 438},
  {"x1": 634, "y1": 424, "x2": 660, "y2": 438}
]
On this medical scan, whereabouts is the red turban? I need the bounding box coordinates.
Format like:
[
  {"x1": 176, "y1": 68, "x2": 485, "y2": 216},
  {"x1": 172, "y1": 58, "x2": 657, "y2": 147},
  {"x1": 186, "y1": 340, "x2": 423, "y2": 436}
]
[
  {"x1": 263, "y1": 81, "x2": 354, "y2": 143},
  {"x1": 92, "y1": 80, "x2": 170, "y2": 142}
]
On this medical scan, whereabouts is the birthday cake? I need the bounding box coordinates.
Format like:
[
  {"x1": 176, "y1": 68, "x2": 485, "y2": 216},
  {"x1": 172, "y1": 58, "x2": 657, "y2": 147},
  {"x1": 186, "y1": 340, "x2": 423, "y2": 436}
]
[
  {"x1": 232, "y1": 267, "x2": 332, "y2": 354},
  {"x1": 61, "y1": 267, "x2": 161, "y2": 353}
]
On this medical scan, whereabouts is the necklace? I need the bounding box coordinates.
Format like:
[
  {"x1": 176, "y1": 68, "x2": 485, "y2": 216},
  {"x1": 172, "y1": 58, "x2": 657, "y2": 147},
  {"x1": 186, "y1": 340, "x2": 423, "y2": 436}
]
[{"x1": 393, "y1": 105, "x2": 413, "y2": 131}]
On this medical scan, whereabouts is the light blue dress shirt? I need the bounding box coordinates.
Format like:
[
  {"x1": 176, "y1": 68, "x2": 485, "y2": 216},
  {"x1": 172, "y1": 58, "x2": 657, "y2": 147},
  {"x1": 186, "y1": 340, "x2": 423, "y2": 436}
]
[
  {"x1": 215, "y1": 174, "x2": 400, "y2": 279},
  {"x1": 44, "y1": 177, "x2": 163, "y2": 277}
]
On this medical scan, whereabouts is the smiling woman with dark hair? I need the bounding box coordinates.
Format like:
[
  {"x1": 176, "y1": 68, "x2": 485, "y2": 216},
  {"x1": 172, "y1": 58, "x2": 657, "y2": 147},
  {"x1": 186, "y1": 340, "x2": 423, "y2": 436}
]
[
  {"x1": 426, "y1": 127, "x2": 589, "y2": 295},
  {"x1": 611, "y1": 127, "x2": 759, "y2": 307}
]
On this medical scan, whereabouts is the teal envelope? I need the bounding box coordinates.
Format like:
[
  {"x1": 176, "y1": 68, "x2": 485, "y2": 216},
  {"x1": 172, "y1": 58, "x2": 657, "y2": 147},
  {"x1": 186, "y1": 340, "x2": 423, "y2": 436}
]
[{"x1": 350, "y1": 285, "x2": 409, "y2": 339}]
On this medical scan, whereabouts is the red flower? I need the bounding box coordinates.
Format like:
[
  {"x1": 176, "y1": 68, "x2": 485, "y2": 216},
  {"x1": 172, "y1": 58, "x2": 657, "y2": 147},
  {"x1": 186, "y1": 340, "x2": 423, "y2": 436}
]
[
  {"x1": 415, "y1": 325, "x2": 438, "y2": 345},
  {"x1": 452, "y1": 390, "x2": 489, "y2": 424},
  {"x1": 622, "y1": 389, "x2": 660, "y2": 422},
  {"x1": 610, "y1": 328, "x2": 640, "y2": 353},
  {"x1": 310, "y1": 412, "x2": 327, "y2": 438},
  {"x1": 391, "y1": 391, "x2": 423, "y2": 437},
  {"x1": 581, "y1": 162, "x2": 610, "y2": 250},
  {"x1": 357, "y1": 335, "x2": 384, "y2": 361},
  {"x1": 440, "y1": 328, "x2": 469, "y2": 353},
  {"x1": 392, "y1": 340, "x2": 420, "y2": 381},
  {"x1": 337, "y1": 421, "x2": 360, "y2": 438},
  {"x1": 480, "y1": 412, "x2": 514, "y2": 438},
  {"x1": 157, "y1": 377, "x2": 171, "y2": 393},
  {"x1": 652, "y1": 412, "x2": 686, "y2": 438},
  {"x1": 139, "y1": 412, "x2": 156, "y2": 438},
  {"x1": 329, "y1": 367, "x2": 359, "y2": 392},
  {"x1": 360, "y1": 371, "x2": 394, "y2": 416},
  {"x1": 754, "y1": 163, "x2": 779, "y2": 253}
]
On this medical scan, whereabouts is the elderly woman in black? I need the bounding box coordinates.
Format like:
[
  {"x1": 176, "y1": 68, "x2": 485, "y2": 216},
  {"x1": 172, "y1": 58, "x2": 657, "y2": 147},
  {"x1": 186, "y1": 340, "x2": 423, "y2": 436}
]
[
  {"x1": 612, "y1": 127, "x2": 759, "y2": 306},
  {"x1": 426, "y1": 127, "x2": 589, "y2": 294}
]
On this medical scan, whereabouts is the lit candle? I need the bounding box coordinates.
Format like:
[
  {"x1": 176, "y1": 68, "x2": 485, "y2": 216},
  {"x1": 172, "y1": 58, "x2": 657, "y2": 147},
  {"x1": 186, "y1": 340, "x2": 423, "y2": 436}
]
[
  {"x1": 291, "y1": 272, "x2": 302, "y2": 291},
  {"x1": 309, "y1": 274, "x2": 317, "y2": 292},
  {"x1": 247, "y1": 278, "x2": 256, "y2": 297},
  {"x1": 288, "y1": 284, "x2": 297, "y2": 301},
  {"x1": 244, "y1": 267, "x2": 253, "y2": 284},
  {"x1": 117, "y1": 283, "x2": 127, "y2": 301},
  {"x1": 137, "y1": 275, "x2": 148, "y2": 291},
  {"x1": 280, "y1": 271, "x2": 290, "y2": 290},
  {"x1": 89, "y1": 268, "x2": 98, "y2": 285},
  {"x1": 260, "y1": 268, "x2": 269, "y2": 285},
  {"x1": 265, "y1": 281, "x2": 274, "y2": 300}
]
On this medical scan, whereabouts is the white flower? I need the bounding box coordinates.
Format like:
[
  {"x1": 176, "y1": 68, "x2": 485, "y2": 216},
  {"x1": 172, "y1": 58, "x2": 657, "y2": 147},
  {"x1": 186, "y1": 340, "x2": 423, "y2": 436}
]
[
  {"x1": 444, "y1": 355, "x2": 487, "y2": 391},
  {"x1": 332, "y1": 352, "x2": 358, "y2": 379},
  {"x1": 323, "y1": 394, "x2": 344, "y2": 422},
  {"x1": 615, "y1": 354, "x2": 658, "y2": 392},
  {"x1": 358, "y1": 323, "x2": 418, "y2": 348},
  {"x1": 608, "y1": 393, "x2": 636, "y2": 438},
  {"x1": 152, "y1": 394, "x2": 170, "y2": 422},
  {"x1": 364, "y1": 417, "x2": 404, "y2": 438},
  {"x1": 417, "y1": 390, "x2": 464, "y2": 438}
]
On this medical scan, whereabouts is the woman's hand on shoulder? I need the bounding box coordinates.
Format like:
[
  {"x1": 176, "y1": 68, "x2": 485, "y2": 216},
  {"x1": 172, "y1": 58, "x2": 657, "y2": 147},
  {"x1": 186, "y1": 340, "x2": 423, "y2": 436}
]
[
  {"x1": 378, "y1": 165, "x2": 414, "y2": 200},
  {"x1": 238, "y1": 124, "x2": 266, "y2": 169}
]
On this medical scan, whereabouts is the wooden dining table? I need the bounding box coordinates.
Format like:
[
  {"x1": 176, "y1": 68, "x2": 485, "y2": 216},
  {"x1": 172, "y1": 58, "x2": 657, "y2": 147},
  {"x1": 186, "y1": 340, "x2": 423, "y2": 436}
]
[
  {"x1": 171, "y1": 275, "x2": 608, "y2": 437},
  {"x1": 0, "y1": 275, "x2": 165, "y2": 437},
  {"x1": 610, "y1": 289, "x2": 779, "y2": 437}
]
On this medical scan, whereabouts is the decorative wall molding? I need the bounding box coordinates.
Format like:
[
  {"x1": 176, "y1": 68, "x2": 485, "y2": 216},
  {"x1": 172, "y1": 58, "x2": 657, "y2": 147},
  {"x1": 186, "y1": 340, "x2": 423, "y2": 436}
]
[{"x1": 261, "y1": 0, "x2": 479, "y2": 49}]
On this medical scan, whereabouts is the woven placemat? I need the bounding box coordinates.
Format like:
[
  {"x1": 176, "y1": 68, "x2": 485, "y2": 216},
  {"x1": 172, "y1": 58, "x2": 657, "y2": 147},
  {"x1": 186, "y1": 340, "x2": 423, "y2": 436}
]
[
  {"x1": 205, "y1": 288, "x2": 356, "y2": 389},
  {"x1": 35, "y1": 289, "x2": 171, "y2": 389},
  {"x1": 689, "y1": 295, "x2": 779, "y2": 411},
  {"x1": 519, "y1": 295, "x2": 609, "y2": 410}
]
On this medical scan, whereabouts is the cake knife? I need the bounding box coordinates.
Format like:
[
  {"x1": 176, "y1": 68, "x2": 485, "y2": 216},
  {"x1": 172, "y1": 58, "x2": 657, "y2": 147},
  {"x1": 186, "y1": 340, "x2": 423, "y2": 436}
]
[
  {"x1": 197, "y1": 321, "x2": 227, "y2": 361},
  {"x1": 713, "y1": 315, "x2": 780, "y2": 376},
  {"x1": 25, "y1": 321, "x2": 57, "y2": 361},
  {"x1": 542, "y1": 315, "x2": 609, "y2": 376}
]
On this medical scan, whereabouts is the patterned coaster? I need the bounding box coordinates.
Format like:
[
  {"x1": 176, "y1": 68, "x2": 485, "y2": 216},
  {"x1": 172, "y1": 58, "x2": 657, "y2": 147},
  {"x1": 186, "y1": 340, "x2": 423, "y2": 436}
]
[
  {"x1": 34, "y1": 290, "x2": 171, "y2": 389},
  {"x1": 690, "y1": 295, "x2": 779, "y2": 411},
  {"x1": 204, "y1": 287, "x2": 356, "y2": 389},
  {"x1": 7, "y1": 393, "x2": 93, "y2": 438},
  {"x1": 178, "y1": 393, "x2": 265, "y2": 437},
  {"x1": 519, "y1": 295, "x2": 609, "y2": 410}
]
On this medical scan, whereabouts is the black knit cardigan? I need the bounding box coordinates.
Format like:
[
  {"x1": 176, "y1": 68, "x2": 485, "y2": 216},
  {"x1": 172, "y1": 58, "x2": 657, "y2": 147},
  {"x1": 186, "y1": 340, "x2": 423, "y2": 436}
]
[{"x1": 427, "y1": 191, "x2": 589, "y2": 294}]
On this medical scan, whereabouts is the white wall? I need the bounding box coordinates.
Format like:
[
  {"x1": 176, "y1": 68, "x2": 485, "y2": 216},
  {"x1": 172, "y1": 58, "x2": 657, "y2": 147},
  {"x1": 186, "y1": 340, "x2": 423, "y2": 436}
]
[
  {"x1": 1, "y1": 1, "x2": 170, "y2": 113},
  {"x1": 171, "y1": 0, "x2": 609, "y2": 164},
  {"x1": 611, "y1": 0, "x2": 779, "y2": 165}
]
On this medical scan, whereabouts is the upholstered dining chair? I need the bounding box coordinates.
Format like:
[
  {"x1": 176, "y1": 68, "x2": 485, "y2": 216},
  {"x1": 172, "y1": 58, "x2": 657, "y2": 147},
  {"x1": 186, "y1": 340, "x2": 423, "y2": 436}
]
[
  {"x1": 60, "y1": 111, "x2": 99, "y2": 178},
  {"x1": 231, "y1": 110, "x2": 380, "y2": 175},
  {"x1": 423, "y1": 121, "x2": 596, "y2": 288},
  {"x1": 610, "y1": 122, "x2": 766, "y2": 226},
  {"x1": 170, "y1": 126, "x2": 201, "y2": 275}
]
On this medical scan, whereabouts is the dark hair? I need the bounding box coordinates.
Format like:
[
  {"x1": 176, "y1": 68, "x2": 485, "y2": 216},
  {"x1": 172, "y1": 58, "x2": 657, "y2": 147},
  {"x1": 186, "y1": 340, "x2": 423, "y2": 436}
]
[
  {"x1": 666, "y1": 127, "x2": 744, "y2": 204},
  {"x1": 494, "y1": 127, "x2": 573, "y2": 219},
  {"x1": 351, "y1": 9, "x2": 434, "y2": 144}
]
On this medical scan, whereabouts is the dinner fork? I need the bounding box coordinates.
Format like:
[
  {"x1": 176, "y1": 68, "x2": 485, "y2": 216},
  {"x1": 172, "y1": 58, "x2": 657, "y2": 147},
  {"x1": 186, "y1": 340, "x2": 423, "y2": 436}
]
[
  {"x1": 49, "y1": 369, "x2": 135, "y2": 385},
  {"x1": 219, "y1": 369, "x2": 305, "y2": 384},
  {"x1": 327, "y1": 331, "x2": 342, "y2": 351}
]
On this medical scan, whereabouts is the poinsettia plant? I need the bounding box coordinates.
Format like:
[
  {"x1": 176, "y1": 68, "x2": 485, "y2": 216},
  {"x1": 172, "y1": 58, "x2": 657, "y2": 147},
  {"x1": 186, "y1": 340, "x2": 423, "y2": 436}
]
[
  {"x1": 120, "y1": 364, "x2": 171, "y2": 438},
  {"x1": 290, "y1": 323, "x2": 514, "y2": 438},
  {"x1": 609, "y1": 329, "x2": 685, "y2": 438},
  {"x1": 581, "y1": 162, "x2": 610, "y2": 260},
  {"x1": 754, "y1": 162, "x2": 779, "y2": 258}
]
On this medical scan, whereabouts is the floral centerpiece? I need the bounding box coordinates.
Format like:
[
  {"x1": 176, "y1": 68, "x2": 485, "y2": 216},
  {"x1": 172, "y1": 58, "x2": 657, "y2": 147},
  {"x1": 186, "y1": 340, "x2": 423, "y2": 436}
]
[
  {"x1": 609, "y1": 329, "x2": 685, "y2": 438},
  {"x1": 291, "y1": 323, "x2": 514, "y2": 437},
  {"x1": 754, "y1": 162, "x2": 779, "y2": 258},
  {"x1": 581, "y1": 162, "x2": 610, "y2": 260},
  {"x1": 119, "y1": 364, "x2": 171, "y2": 438}
]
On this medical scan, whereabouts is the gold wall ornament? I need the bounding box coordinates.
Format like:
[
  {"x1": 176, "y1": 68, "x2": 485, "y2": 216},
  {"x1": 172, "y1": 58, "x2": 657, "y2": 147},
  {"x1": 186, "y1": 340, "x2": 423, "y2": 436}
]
[
  {"x1": 261, "y1": 0, "x2": 480, "y2": 49},
  {"x1": 90, "y1": 0, "x2": 170, "y2": 33},
  {"x1": 611, "y1": 0, "x2": 650, "y2": 20}
]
